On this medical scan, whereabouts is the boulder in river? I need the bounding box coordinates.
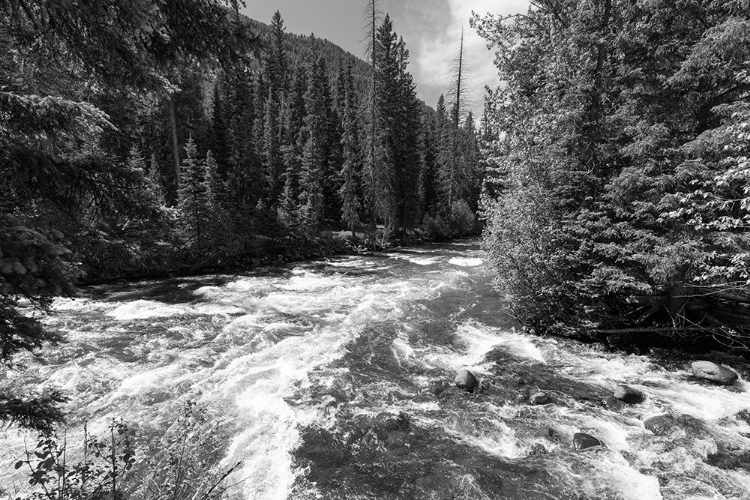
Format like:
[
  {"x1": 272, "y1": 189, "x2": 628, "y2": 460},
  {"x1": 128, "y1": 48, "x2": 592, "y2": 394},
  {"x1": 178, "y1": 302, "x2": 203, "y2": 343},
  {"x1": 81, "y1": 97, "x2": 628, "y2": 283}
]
[
  {"x1": 573, "y1": 432, "x2": 603, "y2": 450},
  {"x1": 529, "y1": 392, "x2": 551, "y2": 405},
  {"x1": 691, "y1": 361, "x2": 738, "y2": 385},
  {"x1": 454, "y1": 369, "x2": 479, "y2": 393},
  {"x1": 613, "y1": 385, "x2": 646, "y2": 405},
  {"x1": 644, "y1": 414, "x2": 678, "y2": 435}
]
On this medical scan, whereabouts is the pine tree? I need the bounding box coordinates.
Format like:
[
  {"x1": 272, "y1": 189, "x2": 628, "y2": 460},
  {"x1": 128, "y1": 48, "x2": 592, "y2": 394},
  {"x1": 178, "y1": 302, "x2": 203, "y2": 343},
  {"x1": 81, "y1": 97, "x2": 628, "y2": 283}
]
[
  {"x1": 266, "y1": 11, "x2": 289, "y2": 100},
  {"x1": 263, "y1": 91, "x2": 283, "y2": 208},
  {"x1": 419, "y1": 107, "x2": 439, "y2": 217},
  {"x1": 146, "y1": 153, "x2": 167, "y2": 207},
  {"x1": 210, "y1": 79, "x2": 232, "y2": 180},
  {"x1": 177, "y1": 137, "x2": 210, "y2": 251},
  {"x1": 339, "y1": 62, "x2": 362, "y2": 236},
  {"x1": 225, "y1": 71, "x2": 262, "y2": 224},
  {"x1": 323, "y1": 70, "x2": 344, "y2": 225},
  {"x1": 369, "y1": 14, "x2": 401, "y2": 232},
  {"x1": 298, "y1": 58, "x2": 329, "y2": 232},
  {"x1": 394, "y1": 37, "x2": 423, "y2": 234},
  {"x1": 363, "y1": 0, "x2": 383, "y2": 241},
  {"x1": 203, "y1": 150, "x2": 230, "y2": 251}
]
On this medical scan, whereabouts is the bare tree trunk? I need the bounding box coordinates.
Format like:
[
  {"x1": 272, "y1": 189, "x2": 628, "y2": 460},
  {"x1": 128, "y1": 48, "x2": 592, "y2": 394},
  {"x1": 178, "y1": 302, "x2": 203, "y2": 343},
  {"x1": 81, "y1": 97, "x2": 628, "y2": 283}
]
[{"x1": 452, "y1": 27, "x2": 464, "y2": 127}]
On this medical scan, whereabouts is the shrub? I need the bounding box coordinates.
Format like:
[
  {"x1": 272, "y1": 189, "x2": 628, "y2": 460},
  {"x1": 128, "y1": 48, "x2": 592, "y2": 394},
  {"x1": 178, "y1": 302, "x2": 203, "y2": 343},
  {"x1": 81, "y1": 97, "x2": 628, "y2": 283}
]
[{"x1": 11, "y1": 402, "x2": 240, "y2": 500}]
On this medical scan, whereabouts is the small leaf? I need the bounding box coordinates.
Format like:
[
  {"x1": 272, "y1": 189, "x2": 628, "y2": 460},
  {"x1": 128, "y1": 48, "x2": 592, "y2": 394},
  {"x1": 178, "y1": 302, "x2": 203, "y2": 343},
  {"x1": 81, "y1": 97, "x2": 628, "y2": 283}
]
[{"x1": 14, "y1": 460, "x2": 24, "y2": 469}]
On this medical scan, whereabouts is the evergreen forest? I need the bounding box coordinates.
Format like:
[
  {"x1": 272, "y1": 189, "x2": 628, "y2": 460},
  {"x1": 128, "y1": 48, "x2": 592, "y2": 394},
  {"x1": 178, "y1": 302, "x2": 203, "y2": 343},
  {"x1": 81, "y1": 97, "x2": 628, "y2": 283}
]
[{"x1": 1, "y1": 0, "x2": 750, "y2": 497}]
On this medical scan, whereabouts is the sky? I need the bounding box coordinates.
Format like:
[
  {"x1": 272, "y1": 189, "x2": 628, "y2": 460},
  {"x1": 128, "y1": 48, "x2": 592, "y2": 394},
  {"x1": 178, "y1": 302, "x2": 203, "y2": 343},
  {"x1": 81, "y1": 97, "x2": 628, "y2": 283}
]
[{"x1": 240, "y1": 0, "x2": 529, "y2": 119}]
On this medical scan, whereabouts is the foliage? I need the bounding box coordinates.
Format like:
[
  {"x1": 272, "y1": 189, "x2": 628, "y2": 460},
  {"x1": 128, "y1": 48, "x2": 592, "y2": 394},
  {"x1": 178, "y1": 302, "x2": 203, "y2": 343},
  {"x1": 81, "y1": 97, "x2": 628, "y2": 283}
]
[
  {"x1": 11, "y1": 403, "x2": 239, "y2": 500},
  {"x1": 423, "y1": 200, "x2": 478, "y2": 241},
  {"x1": 474, "y1": 0, "x2": 750, "y2": 345},
  {"x1": 0, "y1": 0, "x2": 259, "y2": 431},
  {"x1": 13, "y1": 420, "x2": 136, "y2": 500}
]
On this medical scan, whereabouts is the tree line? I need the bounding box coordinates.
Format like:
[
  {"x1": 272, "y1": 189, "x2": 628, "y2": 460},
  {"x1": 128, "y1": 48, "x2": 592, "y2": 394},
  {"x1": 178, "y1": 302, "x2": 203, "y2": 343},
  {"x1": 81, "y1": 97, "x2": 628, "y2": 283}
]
[{"x1": 161, "y1": 9, "x2": 483, "y2": 258}]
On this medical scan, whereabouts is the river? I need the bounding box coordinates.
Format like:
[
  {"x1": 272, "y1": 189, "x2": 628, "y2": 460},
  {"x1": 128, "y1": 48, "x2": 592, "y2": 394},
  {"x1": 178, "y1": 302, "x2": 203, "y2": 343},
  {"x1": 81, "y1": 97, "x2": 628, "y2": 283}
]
[{"x1": 1, "y1": 240, "x2": 749, "y2": 499}]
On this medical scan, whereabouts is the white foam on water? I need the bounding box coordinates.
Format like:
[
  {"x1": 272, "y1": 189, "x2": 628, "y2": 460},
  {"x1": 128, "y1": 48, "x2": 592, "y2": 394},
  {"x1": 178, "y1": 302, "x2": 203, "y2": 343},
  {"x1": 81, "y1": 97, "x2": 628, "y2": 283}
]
[
  {"x1": 448, "y1": 257, "x2": 483, "y2": 267},
  {"x1": 430, "y1": 324, "x2": 546, "y2": 372},
  {"x1": 405, "y1": 256, "x2": 440, "y2": 266},
  {"x1": 646, "y1": 382, "x2": 749, "y2": 421},
  {"x1": 208, "y1": 326, "x2": 361, "y2": 500},
  {"x1": 382, "y1": 252, "x2": 442, "y2": 266},
  {"x1": 113, "y1": 364, "x2": 185, "y2": 397},
  {"x1": 53, "y1": 297, "x2": 103, "y2": 312},
  {"x1": 583, "y1": 454, "x2": 663, "y2": 500},
  {"x1": 277, "y1": 272, "x2": 339, "y2": 292},
  {"x1": 392, "y1": 335, "x2": 415, "y2": 366},
  {"x1": 106, "y1": 299, "x2": 244, "y2": 320},
  {"x1": 449, "y1": 418, "x2": 524, "y2": 459}
]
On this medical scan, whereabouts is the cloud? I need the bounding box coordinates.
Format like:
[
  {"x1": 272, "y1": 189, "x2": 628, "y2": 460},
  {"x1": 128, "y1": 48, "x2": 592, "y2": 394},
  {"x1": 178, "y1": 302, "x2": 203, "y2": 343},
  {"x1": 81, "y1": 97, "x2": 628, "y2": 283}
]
[{"x1": 389, "y1": 0, "x2": 528, "y2": 118}]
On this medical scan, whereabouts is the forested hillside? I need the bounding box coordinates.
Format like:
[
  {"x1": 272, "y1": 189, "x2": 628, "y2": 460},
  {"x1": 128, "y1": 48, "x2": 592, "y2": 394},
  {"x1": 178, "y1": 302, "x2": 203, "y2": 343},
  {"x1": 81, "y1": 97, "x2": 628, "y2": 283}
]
[{"x1": 474, "y1": 0, "x2": 750, "y2": 350}]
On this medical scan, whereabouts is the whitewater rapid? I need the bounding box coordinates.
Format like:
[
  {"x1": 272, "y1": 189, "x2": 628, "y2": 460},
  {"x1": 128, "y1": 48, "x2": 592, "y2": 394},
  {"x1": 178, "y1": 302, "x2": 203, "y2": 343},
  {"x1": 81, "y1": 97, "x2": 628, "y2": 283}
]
[{"x1": 1, "y1": 240, "x2": 749, "y2": 499}]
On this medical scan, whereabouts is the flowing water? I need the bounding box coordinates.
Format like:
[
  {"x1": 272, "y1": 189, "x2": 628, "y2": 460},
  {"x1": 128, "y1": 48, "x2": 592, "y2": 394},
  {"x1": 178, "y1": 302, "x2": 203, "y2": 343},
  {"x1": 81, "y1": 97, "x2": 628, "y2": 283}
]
[{"x1": 2, "y1": 240, "x2": 750, "y2": 499}]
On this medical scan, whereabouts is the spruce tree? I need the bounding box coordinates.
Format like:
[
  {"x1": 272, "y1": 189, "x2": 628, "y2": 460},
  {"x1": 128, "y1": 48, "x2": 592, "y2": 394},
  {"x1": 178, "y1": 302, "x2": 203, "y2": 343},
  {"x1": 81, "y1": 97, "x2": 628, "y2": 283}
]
[
  {"x1": 263, "y1": 91, "x2": 283, "y2": 208},
  {"x1": 145, "y1": 153, "x2": 166, "y2": 206},
  {"x1": 266, "y1": 11, "x2": 289, "y2": 100},
  {"x1": 210, "y1": 79, "x2": 232, "y2": 180},
  {"x1": 298, "y1": 58, "x2": 329, "y2": 232},
  {"x1": 177, "y1": 137, "x2": 210, "y2": 251},
  {"x1": 339, "y1": 63, "x2": 362, "y2": 236},
  {"x1": 363, "y1": 0, "x2": 383, "y2": 241},
  {"x1": 394, "y1": 37, "x2": 423, "y2": 234},
  {"x1": 370, "y1": 14, "x2": 401, "y2": 232}
]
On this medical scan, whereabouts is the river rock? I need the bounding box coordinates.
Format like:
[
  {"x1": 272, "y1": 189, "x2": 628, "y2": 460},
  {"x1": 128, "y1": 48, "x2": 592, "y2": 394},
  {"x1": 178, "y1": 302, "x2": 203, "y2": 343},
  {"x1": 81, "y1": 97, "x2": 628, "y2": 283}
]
[
  {"x1": 644, "y1": 414, "x2": 678, "y2": 435},
  {"x1": 573, "y1": 432, "x2": 603, "y2": 450},
  {"x1": 602, "y1": 396, "x2": 625, "y2": 411},
  {"x1": 614, "y1": 385, "x2": 646, "y2": 405},
  {"x1": 454, "y1": 370, "x2": 479, "y2": 393},
  {"x1": 427, "y1": 380, "x2": 451, "y2": 396},
  {"x1": 529, "y1": 392, "x2": 551, "y2": 405},
  {"x1": 691, "y1": 361, "x2": 738, "y2": 385}
]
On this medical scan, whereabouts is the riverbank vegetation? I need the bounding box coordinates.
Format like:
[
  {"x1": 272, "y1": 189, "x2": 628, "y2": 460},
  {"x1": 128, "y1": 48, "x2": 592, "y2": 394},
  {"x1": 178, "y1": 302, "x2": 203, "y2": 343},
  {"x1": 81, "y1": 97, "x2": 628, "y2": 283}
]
[{"x1": 475, "y1": 0, "x2": 749, "y2": 351}]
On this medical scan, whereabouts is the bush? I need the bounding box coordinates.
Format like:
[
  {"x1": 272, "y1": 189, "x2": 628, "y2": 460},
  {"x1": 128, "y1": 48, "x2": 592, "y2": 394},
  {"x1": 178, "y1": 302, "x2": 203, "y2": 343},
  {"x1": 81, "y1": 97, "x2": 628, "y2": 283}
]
[
  {"x1": 422, "y1": 200, "x2": 478, "y2": 241},
  {"x1": 449, "y1": 200, "x2": 477, "y2": 236},
  {"x1": 481, "y1": 187, "x2": 588, "y2": 336}
]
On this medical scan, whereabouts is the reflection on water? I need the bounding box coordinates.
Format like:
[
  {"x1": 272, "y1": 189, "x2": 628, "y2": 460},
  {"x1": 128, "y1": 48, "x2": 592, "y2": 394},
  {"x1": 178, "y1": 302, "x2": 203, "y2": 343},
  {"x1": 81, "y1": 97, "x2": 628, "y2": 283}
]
[{"x1": 2, "y1": 240, "x2": 749, "y2": 500}]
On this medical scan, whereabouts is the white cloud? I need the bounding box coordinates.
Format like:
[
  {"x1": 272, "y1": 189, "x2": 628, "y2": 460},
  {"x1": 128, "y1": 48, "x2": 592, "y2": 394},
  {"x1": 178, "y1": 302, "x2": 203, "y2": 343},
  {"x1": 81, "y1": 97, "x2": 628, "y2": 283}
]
[{"x1": 404, "y1": 0, "x2": 528, "y2": 118}]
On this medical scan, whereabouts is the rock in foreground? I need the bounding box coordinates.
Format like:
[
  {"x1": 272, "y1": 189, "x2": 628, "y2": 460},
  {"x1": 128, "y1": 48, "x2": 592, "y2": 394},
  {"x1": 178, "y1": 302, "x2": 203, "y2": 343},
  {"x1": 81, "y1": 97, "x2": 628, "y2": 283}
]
[
  {"x1": 691, "y1": 361, "x2": 738, "y2": 385},
  {"x1": 573, "y1": 432, "x2": 603, "y2": 450},
  {"x1": 454, "y1": 370, "x2": 479, "y2": 393},
  {"x1": 644, "y1": 414, "x2": 678, "y2": 435},
  {"x1": 613, "y1": 385, "x2": 646, "y2": 405}
]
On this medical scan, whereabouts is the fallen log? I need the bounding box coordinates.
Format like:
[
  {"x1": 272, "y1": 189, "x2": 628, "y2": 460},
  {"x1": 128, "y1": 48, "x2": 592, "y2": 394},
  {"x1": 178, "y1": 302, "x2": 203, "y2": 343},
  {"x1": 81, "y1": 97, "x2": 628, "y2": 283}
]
[{"x1": 598, "y1": 327, "x2": 711, "y2": 335}]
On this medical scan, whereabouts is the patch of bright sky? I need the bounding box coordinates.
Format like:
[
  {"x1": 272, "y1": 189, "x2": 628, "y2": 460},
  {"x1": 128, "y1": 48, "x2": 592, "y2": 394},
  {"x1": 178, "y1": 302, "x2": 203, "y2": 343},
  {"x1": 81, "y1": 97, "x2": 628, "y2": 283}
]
[{"x1": 241, "y1": 0, "x2": 529, "y2": 118}]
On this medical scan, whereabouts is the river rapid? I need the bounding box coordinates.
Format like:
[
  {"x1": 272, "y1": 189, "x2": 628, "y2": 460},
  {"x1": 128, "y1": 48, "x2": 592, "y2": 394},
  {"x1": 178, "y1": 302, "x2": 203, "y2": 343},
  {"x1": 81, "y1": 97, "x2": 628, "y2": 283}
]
[{"x1": 2, "y1": 240, "x2": 749, "y2": 499}]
